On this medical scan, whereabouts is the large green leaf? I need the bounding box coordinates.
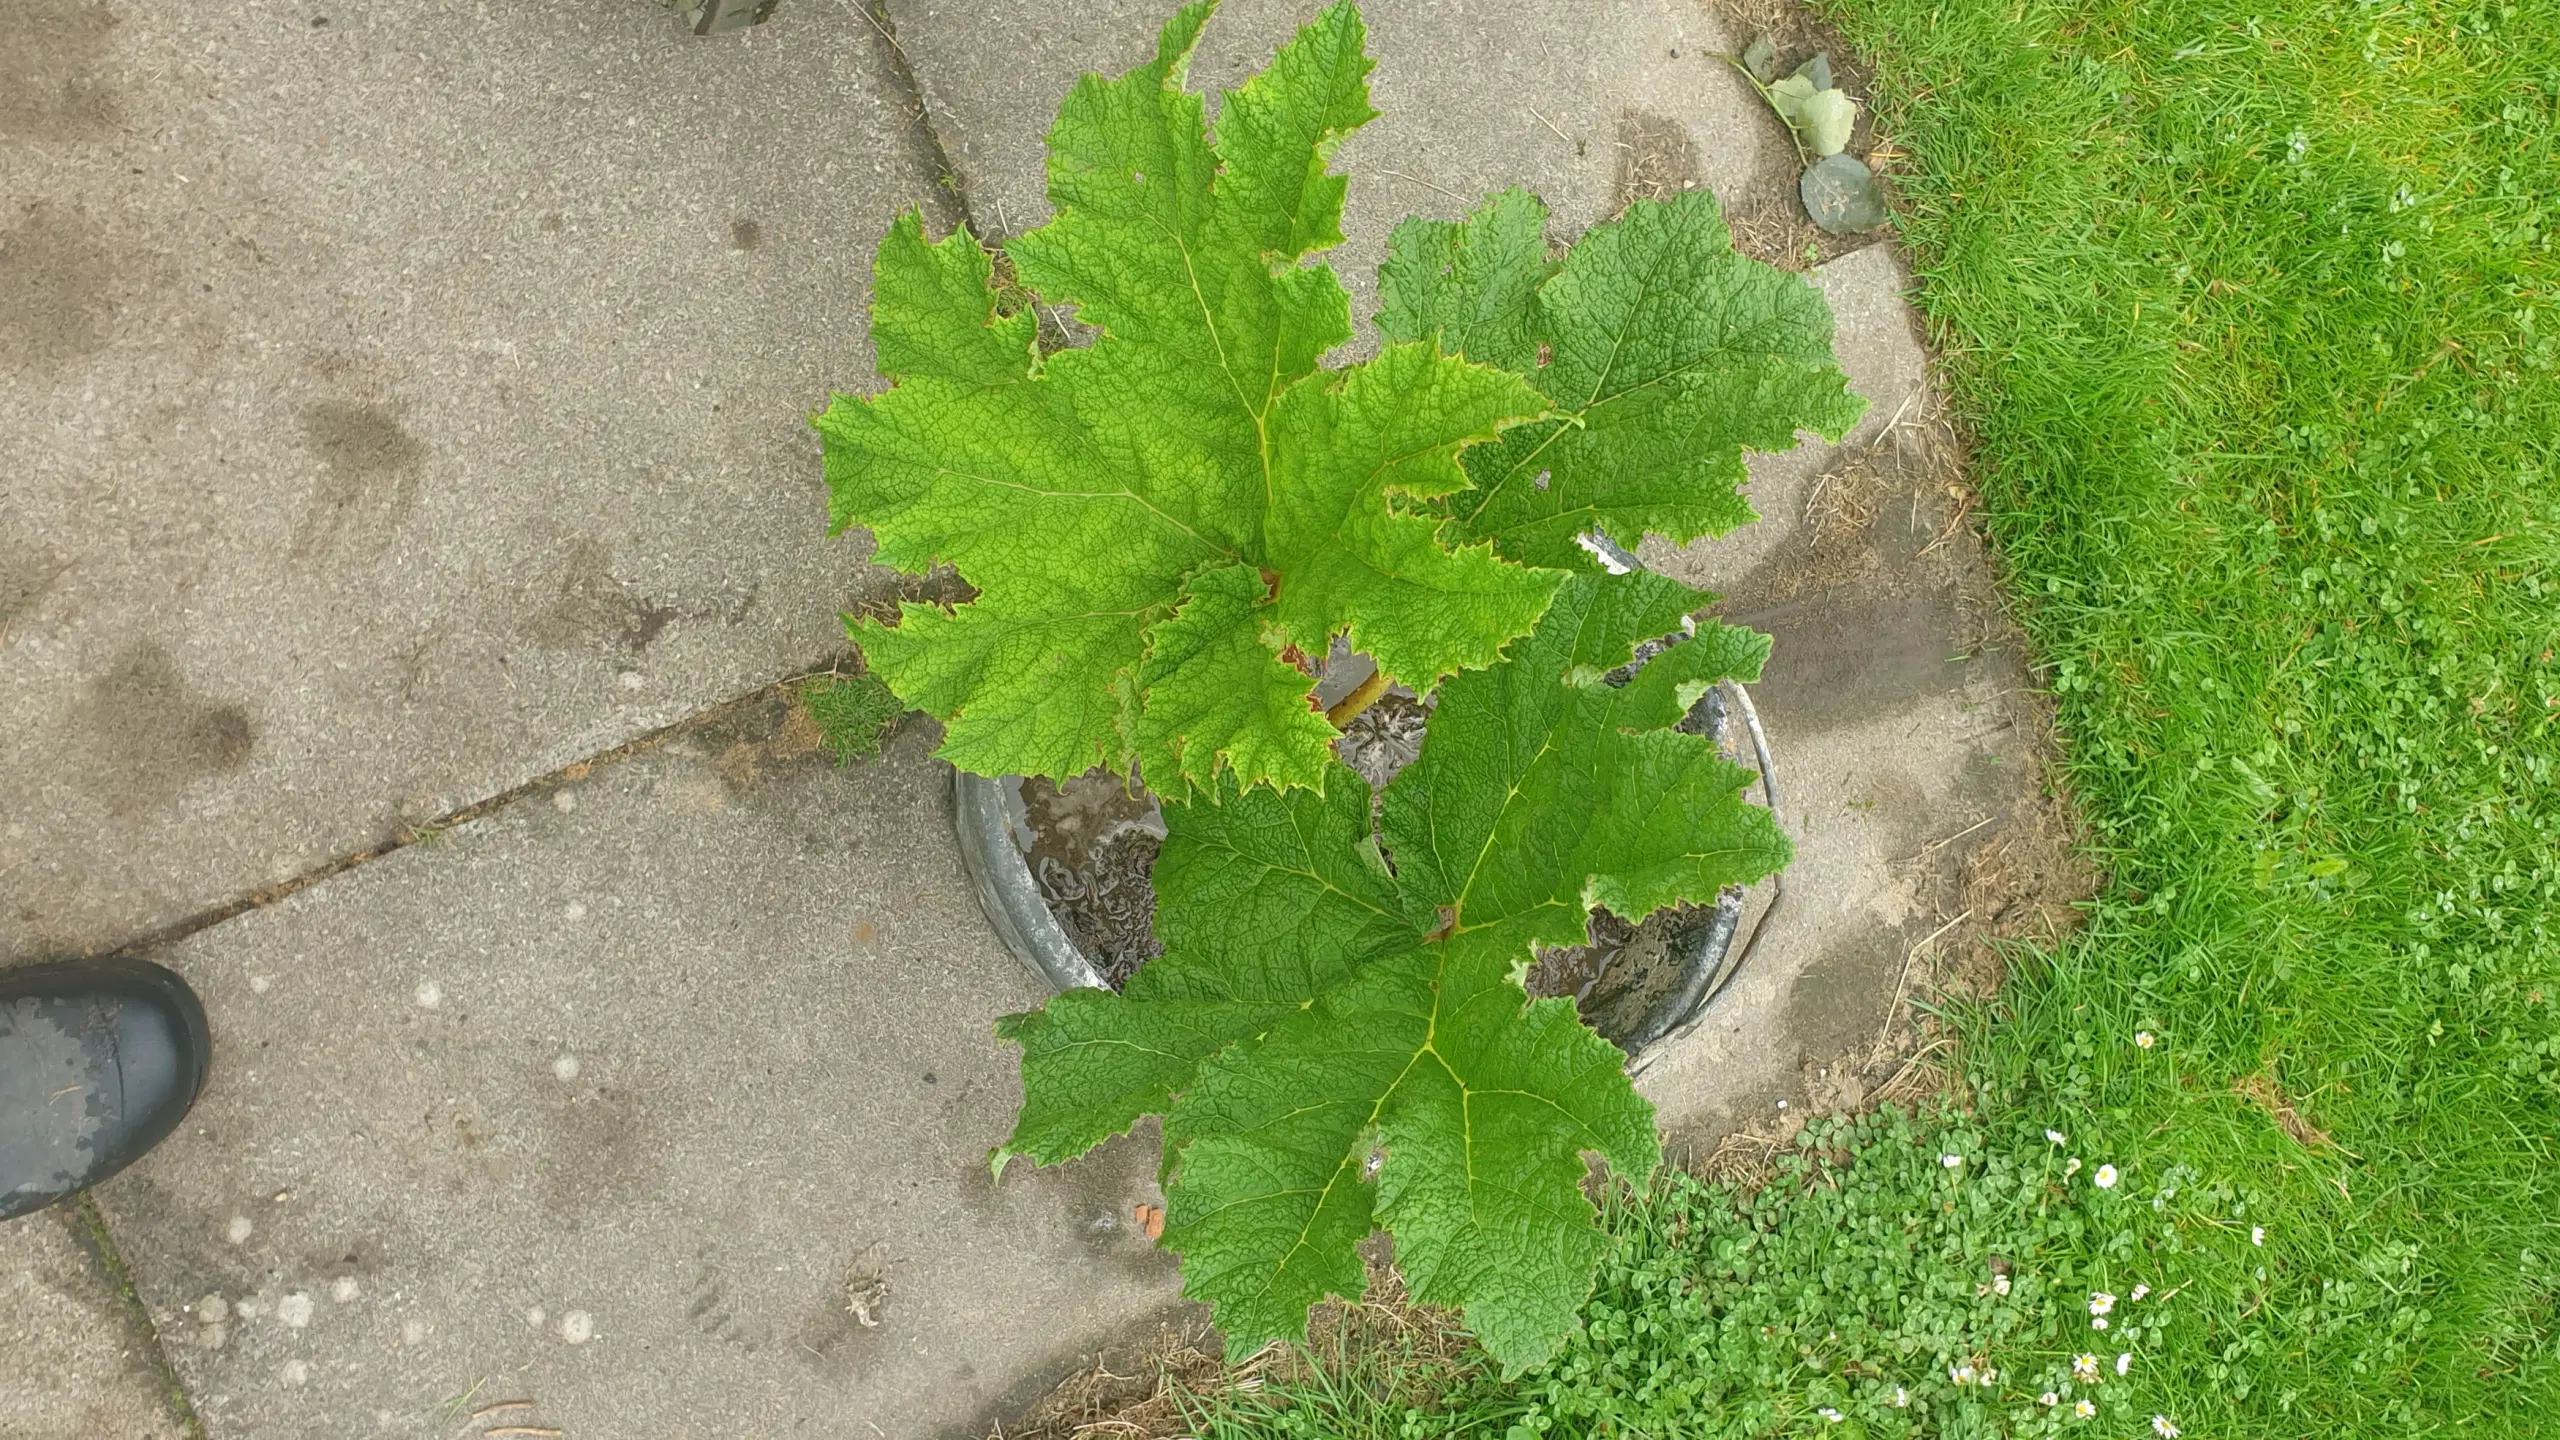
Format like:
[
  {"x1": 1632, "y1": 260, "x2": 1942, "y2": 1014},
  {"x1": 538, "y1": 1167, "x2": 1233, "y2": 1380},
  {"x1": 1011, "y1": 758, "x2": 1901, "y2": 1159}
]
[
  {"x1": 1377, "y1": 186, "x2": 1868, "y2": 569},
  {"x1": 994, "y1": 570, "x2": 1791, "y2": 1371},
  {"x1": 817, "y1": 2, "x2": 1565, "y2": 793}
]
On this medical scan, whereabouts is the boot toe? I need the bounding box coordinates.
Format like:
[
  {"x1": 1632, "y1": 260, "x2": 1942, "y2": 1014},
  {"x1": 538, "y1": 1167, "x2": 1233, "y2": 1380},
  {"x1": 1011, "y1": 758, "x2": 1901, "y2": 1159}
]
[
  {"x1": 106, "y1": 970, "x2": 210, "y2": 1154},
  {"x1": 2, "y1": 958, "x2": 209, "y2": 1220}
]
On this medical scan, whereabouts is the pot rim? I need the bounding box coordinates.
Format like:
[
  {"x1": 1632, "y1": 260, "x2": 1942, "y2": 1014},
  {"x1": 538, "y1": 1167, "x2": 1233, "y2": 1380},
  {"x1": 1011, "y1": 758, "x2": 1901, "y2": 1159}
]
[{"x1": 950, "y1": 676, "x2": 1785, "y2": 1068}]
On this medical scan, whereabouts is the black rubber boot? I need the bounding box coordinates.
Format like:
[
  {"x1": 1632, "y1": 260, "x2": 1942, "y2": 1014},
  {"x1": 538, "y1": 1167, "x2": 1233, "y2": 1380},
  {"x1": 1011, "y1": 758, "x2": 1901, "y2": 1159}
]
[{"x1": 1, "y1": 957, "x2": 210, "y2": 1221}]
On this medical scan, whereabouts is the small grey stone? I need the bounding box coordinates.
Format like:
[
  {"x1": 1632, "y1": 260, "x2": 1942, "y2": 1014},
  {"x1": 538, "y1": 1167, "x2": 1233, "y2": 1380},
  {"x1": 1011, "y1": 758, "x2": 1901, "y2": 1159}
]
[
  {"x1": 1796, "y1": 51, "x2": 1833, "y2": 92},
  {"x1": 1801, "y1": 154, "x2": 1890, "y2": 234}
]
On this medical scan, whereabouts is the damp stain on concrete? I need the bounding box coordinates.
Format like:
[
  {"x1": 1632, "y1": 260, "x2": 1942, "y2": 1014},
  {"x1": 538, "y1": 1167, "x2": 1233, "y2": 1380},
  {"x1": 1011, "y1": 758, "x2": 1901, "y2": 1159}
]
[
  {"x1": 292, "y1": 400, "x2": 429, "y2": 558},
  {"x1": 1717, "y1": 453, "x2": 1974, "y2": 739},
  {"x1": 538, "y1": 1078, "x2": 657, "y2": 1216},
  {"x1": 69, "y1": 641, "x2": 255, "y2": 818},
  {"x1": 526, "y1": 539, "x2": 682, "y2": 655},
  {"x1": 0, "y1": 532, "x2": 68, "y2": 635},
  {"x1": 1781, "y1": 926, "x2": 1910, "y2": 1061},
  {"x1": 4, "y1": 0, "x2": 123, "y2": 141},
  {"x1": 1737, "y1": 576, "x2": 1968, "y2": 737},
  {"x1": 0, "y1": 206, "x2": 131, "y2": 374}
]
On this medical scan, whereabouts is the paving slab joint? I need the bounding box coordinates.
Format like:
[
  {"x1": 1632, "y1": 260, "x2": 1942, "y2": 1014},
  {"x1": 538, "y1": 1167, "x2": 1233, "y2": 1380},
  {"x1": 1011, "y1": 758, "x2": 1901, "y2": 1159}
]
[
  {"x1": 108, "y1": 671, "x2": 850, "y2": 967},
  {"x1": 863, "y1": 0, "x2": 976, "y2": 236},
  {"x1": 63, "y1": 1196, "x2": 207, "y2": 1440}
]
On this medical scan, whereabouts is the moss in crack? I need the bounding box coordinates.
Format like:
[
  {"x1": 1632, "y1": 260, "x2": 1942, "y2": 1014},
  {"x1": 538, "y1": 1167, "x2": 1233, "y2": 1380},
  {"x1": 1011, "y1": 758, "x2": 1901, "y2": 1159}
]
[{"x1": 64, "y1": 1195, "x2": 206, "y2": 1440}]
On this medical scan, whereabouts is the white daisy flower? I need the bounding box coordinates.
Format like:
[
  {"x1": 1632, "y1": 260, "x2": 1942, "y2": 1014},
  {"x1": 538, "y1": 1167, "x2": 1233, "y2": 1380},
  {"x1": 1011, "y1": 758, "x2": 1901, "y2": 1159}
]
[
  {"x1": 1993, "y1": 1273, "x2": 2012, "y2": 1296},
  {"x1": 2073, "y1": 1353, "x2": 2101, "y2": 1382},
  {"x1": 2253, "y1": 1225, "x2": 2266, "y2": 1246},
  {"x1": 1818, "y1": 1407, "x2": 1844, "y2": 1423},
  {"x1": 1893, "y1": 1386, "x2": 1909, "y2": 1407},
  {"x1": 1981, "y1": 1368, "x2": 1998, "y2": 1387},
  {"x1": 2135, "y1": 1031, "x2": 2156, "y2": 1049},
  {"x1": 2116, "y1": 1353, "x2": 2133, "y2": 1376},
  {"x1": 2066, "y1": 1157, "x2": 2084, "y2": 1178},
  {"x1": 2040, "y1": 1392, "x2": 2060, "y2": 1407},
  {"x1": 2090, "y1": 1291, "x2": 2117, "y2": 1316},
  {"x1": 2095, "y1": 1164, "x2": 2120, "y2": 1188},
  {"x1": 2074, "y1": 1398, "x2": 2097, "y2": 1418},
  {"x1": 2153, "y1": 1416, "x2": 2181, "y2": 1439},
  {"x1": 2131, "y1": 1283, "x2": 2150, "y2": 1302},
  {"x1": 2046, "y1": 1128, "x2": 2067, "y2": 1144},
  {"x1": 1952, "y1": 1364, "x2": 1975, "y2": 1385},
  {"x1": 2093, "y1": 1315, "x2": 2110, "y2": 1330},
  {"x1": 1942, "y1": 1153, "x2": 1964, "y2": 1169}
]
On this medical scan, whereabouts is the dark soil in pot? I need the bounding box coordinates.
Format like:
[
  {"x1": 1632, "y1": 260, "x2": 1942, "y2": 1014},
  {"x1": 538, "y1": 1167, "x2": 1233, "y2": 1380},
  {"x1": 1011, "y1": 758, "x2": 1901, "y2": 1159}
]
[{"x1": 1016, "y1": 774, "x2": 1165, "y2": 989}]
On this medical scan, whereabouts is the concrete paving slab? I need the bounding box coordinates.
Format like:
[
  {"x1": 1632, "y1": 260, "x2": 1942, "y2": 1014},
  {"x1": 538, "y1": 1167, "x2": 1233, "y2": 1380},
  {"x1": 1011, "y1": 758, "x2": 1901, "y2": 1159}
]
[
  {"x1": 94, "y1": 696, "x2": 1181, "y2": 1440},
  {"x1": 1, "y1": 1208, "x2": 186, "y2": 1440},
  {"x1": 2, "y1": 0, "x2": 947, "y2": 962},
  {"x1": 886, "y1": 0, "x2": 1791, "y2": 337}
]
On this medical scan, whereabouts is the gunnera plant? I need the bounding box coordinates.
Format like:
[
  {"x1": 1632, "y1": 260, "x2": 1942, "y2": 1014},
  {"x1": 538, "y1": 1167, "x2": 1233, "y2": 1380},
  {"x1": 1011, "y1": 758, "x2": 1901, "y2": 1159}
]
[{"x1": 815, "y1": 0, "x2": 1860, "y2": 1370}]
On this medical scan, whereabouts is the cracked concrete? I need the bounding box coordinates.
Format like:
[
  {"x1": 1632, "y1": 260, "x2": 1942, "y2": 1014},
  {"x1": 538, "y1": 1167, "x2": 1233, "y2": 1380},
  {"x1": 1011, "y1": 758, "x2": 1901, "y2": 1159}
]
[
  {"x1": 1, "y1": 1208, "x2": 186, "y2": 1440},
  {"x1": 95, "y1": 700, "x2": 1184, "y2": 1439},
  {"x1": 2, "y1": 0, "x2": 2062, "y2": 1434},
  {"x1": 1, "y1": 0, "x2": 942, "y2": 965}
]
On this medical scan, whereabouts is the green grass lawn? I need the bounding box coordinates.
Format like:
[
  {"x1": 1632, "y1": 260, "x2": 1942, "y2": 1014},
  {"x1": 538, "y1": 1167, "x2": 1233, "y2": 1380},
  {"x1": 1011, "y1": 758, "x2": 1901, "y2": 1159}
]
[{"x1": 1167, "y1": 0, "x2": 2560, "y2": 1435}]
